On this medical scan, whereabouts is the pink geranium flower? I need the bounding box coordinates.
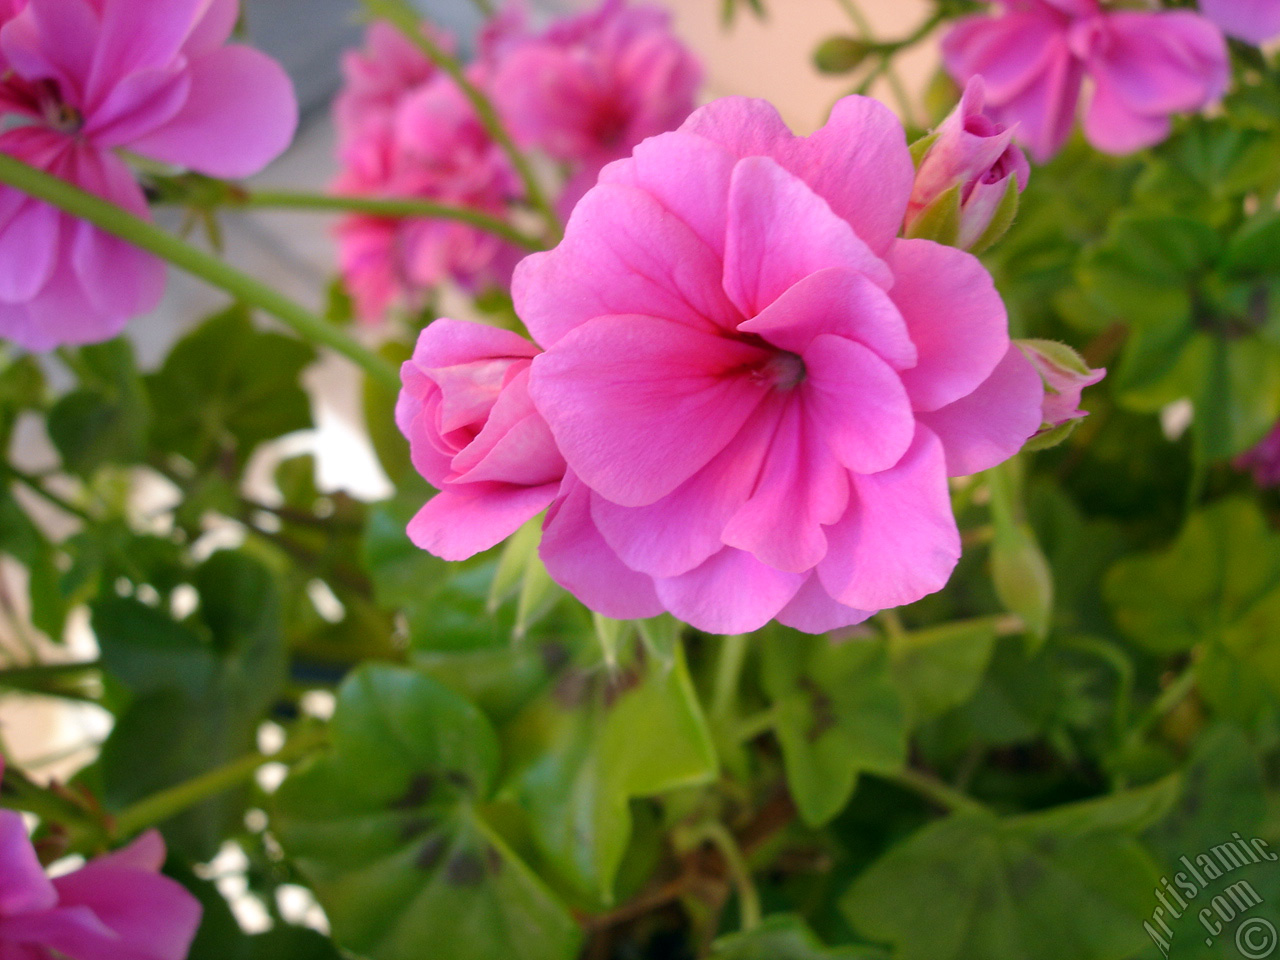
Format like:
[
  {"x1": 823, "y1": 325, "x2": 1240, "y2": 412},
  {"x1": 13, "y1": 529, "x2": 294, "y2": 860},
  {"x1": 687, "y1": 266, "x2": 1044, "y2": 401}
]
[
  {"x1": 943, "y1": 0, "x2": 1229, "y2": 162},
  {"x1": 333, "y1": 74, "x2": 522, "y2": 323},
  {"x1": 0, "y1": 763, "x2": 201, "y2": 960},
  {"x1": 333, "y1": 20, "x2": 439, "y2": 149},
  {"x1": 401, "y1": 96, "x2": 1046, "y2": 635},
  {"x1": 0, "y1": 0, "x2": 297, "y2": 351},
  {"x1": 1200, "y1": 0, "x2": 1280, "y2": 45},
  {"x1": 488, "y1": 0, "x2": 701, "y2": 211}
]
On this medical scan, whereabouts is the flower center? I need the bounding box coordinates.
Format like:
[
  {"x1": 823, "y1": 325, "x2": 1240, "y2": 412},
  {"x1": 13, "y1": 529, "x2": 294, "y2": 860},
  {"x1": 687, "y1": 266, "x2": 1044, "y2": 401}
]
[
  {"x1": 759, "y1": 350, "x2": 807, "y2": 391},
  {"x1": 36, "y1": 81, "x2": 83, "y2": 134}
]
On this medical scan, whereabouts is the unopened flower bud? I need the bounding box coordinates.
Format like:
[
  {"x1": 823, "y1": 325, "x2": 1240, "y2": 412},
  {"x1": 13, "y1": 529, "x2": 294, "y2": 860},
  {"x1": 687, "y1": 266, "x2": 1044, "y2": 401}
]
[
  {"x1": 814, "y1": 36, "x2": 873, "y2": 74},
  {"x1": 905, "y1": 77, "x2": 1030, "y2": 253},
  {"x1": 1017, "y1": 338, "x2": 1106, "y2": 450}
]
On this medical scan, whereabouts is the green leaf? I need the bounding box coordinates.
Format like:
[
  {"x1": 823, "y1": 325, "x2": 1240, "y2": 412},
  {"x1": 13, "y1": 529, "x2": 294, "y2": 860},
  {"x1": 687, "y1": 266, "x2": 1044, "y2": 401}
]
[
  {"x1": 273, "y1": 665, "x2": 581, "y2": 960},
  {"x1": 48, "y1": 339, "x2": 151, "y2": 474},
  {"x1": 1221, "y1": 212, "x2": 1280, "y2": 277},
  {"x1": 889, "y1": 617, "x2": 999, "y2": 724},
  {"x1": 713, "y1": 915, "x2": 887, "y2": 960},
  {"x1": 989, "y1": 461, "x2": 1054, "y2": 648},
  {"x1": 0, "y1": 487, "x2": 68, "y2": 640},
  {"x1": 1193, "y1": 336, "x2": 1280, "y2": 462},
  {"x1": 96, "y1": 550, "x2": 288, "y2": 858},
  {"x1": 1106, "y1": 499, "x2": 1280, "y2": 656},
  {"x1": 146, "y1": 306, "x2": 314, "y2": 468},
  {"x1": 843, "y1": 810, "x2": 1161, "y2": 960},
  {"x1": 761, "y1": 631, "x2": 907, "y2": 827},
  {"x1": 1013, "y1": 775, "x2": 1182, "y2": 837},
  {"x1": 513, "y1": 643, "x2": 717, "y2": 904},
  {"x1": 363, "y1": 340, "x2": 413, "y2": 484}
]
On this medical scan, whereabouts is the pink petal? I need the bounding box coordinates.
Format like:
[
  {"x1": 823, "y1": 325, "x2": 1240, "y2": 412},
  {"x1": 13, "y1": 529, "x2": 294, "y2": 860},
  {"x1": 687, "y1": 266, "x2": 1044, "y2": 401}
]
[
  {"x1": 775, "y1": 575, "x2": 874, "y2": 634},
  {"x1": 682, "y1": 96, "x2": 915, "y2": 256},
  {"x1": 739, "y1": 267, "x2": 916, "y2": 370},
  {"x1": 11, "y1": 253, "x2": 130, "y2": 349},
  {"x1": 1080, "y1": 74, "x2": 1171, "y2": 156},
  {"x1": 540, "y1": 474, "x2": 664, "y2": 619},
  {"x1": 0, "y1": 810, "x2": 57, "y2": 915},
  {"x1": 598, "y1": 130, "x2": 737, "y2": 259},
  {"x1": 1201, "y1": 0, "x2": 1280, "y2": 43},
  {"x1": 995, "y1": 39, "x2": 1085, "y2": 163},
  {"x1": 512, "y1": 182, "x2": 741, "y2": 349},
  {"x1": 942, "y1": 10, "x2": 1066, "y2": 106},
  {"x1": 818, "y1": 426, "x2": 960, "y2": 612},
  {"x1": 83, "y1": 66, "x2": 190, "y2": 148},
  {"x1": 86, "y1": 0, "x2": 206, "y2": 105},
  {"x1": 529, "y1": 314, "x2": 770, "y2": 507},
  {"x1": 802, "y1": 333, "x2": 915, "y2": 476},
  {"x1": 0, "y1": 197, "x2": 58, "y2": 303},
  {"x1": 919, "y1": 344, "x2": 1045, "y2": 477},
  {"x1": 720, "y1": 395, "x2": 849, "y2": 573},
  {"x1": 183, "y1": 0, "x2": 239, "y2": 57},
  {"x1": 128, "y1": 45, "x2": 297, "y2": 177},
  {"x1": 2, "y1": 0, "x2": 98, "y2": 103},
  {"x1": 53, "y1": 861, "x2": 201, "y2": 960},
  {"x1": 86, "y1": 830, "x2": 166, "y2": 873},
  {"x1": 1090, "y1": 13, "x2": 1230, "y2": 114},
  {"x1": 722, "y1": 156, "x2": 891, "y2": 320},
  {"x1": 655, "y1": 547, "x2": 804, "y2": 635},
  {"x1": 886, "y1": 239, "x2": 1010, "y2": 413},
  {"x1": 407, "y1": 482, "x2": 559, "y2": 562},
  {"x1": 0, "y1": 905, "x2": 137, "y2": 960},
  {"x1": 450, "y1": 369, "x2": 566, "y2": 487}
]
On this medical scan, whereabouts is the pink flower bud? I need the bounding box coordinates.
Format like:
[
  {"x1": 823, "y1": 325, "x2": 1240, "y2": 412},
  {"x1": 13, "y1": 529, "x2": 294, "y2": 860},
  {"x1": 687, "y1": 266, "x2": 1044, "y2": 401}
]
[
  {"x1": 1017, "y1": 339, "x2": 1106, "y2": 441},
  {"x1": 905, "y1": 78, "x2": 1031, "y2": 252},
  {"x1": 1235, "y1": 422, "x2": 1280, "y2": 488}
]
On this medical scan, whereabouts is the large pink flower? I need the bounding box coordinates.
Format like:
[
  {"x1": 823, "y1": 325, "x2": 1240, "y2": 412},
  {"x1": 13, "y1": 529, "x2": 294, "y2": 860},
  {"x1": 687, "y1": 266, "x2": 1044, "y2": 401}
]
[
  {"x1": 0, "y1": 0, "x2": 297, "y2": 350},
  {"x1": 333, "y1": 74, "x2": 522, "y2": 323},
  {"x1": 1200, "y1": 0, "x2": 1280, "y2": 45},
  {"x1": 488, "y1": 0, "x2": 701, "y2": 211},
  {"x1": 401, "y1": 96, "x2": 1045, "y2": 635},
  {"x1": 0, "y1": 768, "x2": 201, "y2": 960},
  {"x1": 943, "y1": 0, "x2": 1229, "y2": 162}
]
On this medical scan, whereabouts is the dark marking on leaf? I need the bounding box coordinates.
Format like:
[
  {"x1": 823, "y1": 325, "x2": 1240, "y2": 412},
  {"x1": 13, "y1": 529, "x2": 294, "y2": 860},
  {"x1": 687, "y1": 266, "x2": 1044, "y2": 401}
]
[
  {"x1": 391, "y1": 773, "x2": 436, "y2": 810},
  {"x1": 416, "y1": 834, "x2": 448, "y2": 871},
  {"x1": 445, "y1": 850, "x2": 486, "y2": 886}
]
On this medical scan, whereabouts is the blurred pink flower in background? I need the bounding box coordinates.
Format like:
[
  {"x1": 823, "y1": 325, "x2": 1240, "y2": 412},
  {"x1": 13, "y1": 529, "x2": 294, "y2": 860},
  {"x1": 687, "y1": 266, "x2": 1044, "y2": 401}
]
[
  {"x1": 1236, "y1": 422, "x2": 1280, "y2": 488},
  {"x1": 401, "y1": 95, "x2": 1050, "y2": 635},
  {"x1": 488, "y1": 0, "x2": 701, "y2": 211},
  {"x1": 1200, "y1": 0, "x2": 1280, "y2": 45},
  {"x1": 943, "y1": 0, "x2": 1229, "y2": 162},
  {"x1": 397, "y1": 317, "x2": 565, "y2": 560},
  {"x1": 0, "y1": 0, "x2": 297, "y2": 351},
  {"x1": 905, "y1": 77, "x2": 1030, "y2": 251},
  {"x1": 333, "y1": 20, "x2": 442, "y2": 147},
  {"x1": 334, "y1": 72, "x2": 522, "y2": 323},
  {"x1": 0, "y1": 761, "x2": 201, "y2": 960}
]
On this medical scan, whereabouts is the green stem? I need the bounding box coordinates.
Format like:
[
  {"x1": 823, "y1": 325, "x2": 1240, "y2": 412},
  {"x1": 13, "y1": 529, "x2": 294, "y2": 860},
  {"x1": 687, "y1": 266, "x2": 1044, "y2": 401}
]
[
  {"x1": 1129, "y1": 663, "x2": 1198, "y2": 743},
  {"x1": 111, "y1": 727, "x2": 327, "y2": 838},
  {"x1": 234, "y1": 191, "x2": 546, "y2": 251},
  {"x1": 5, "y1": 467, "x2": 94, "y2": 523},
  {"x1": 0, "y1": 660, "x2": 101, "y2": 696},
  {"x1": 363, "y1": 0, "x2": 563, "y2": 244},
  {"x1": 710, "y1": 634, "x2": 750, "y2": 726},
  {"x1": 735, "y1": 706, "x2": 779, "y2": 744},
  {"x1": 687, "y1": 822, "x2": 762, "y2": 932},
  {"x1": 0, "y1": 154, "x2": 400, "y2": 390},
  {"x1": 878, "y1": 767, "x2": 989, "y2": 815}
]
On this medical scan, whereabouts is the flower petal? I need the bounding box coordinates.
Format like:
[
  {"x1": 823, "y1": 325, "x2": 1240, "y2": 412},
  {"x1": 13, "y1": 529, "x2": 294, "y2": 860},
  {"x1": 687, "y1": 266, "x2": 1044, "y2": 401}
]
[
  {"x1": 513, "y1": 182, "x2": 740, "y2": 348},
  {"x1": 775, "y1": 575, "x2": 874, "y2": 635},
  {"x1": 656, "y1": 547, "x2": 804, "y2": 635},
  {"x1": 802, "y1": 333, "x2": 915, "y2": 476},
  {"x1": 529, "y1": 314, "x2": 770, "y2": 507},
  {"x1": 128, "y1": 45, "x2": 297, "y2": 178},
  {"x1": 886, "y1": 239, "x2": 1009, "y2": 413},
  {"x1": 407, "y1": 482, "x2": 559, "y2": 562},
  {"x1": 540, "y1": 474, "x2": 664, "y2": 619},
  {"x1": 819, "y1": 426, "x2": 960, "y2": 612},
  {"x1": 919, "y1": 343, "x2": 1045, "y2": 476},
  {"x1": 723, "y1": 156, "x2": 891, "y2": 320},
  {"x1": 0, "y1": 810, "x2": 57, "y2": 915}
]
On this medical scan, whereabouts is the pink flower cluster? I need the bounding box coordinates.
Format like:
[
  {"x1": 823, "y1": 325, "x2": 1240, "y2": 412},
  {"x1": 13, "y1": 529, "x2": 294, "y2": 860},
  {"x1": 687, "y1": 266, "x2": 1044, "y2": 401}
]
[
  {"x1": 398, "y1": 95, "x2": 1050, "y2": 635},
  {"x1": 0, "y1": 0, "x2": 297, "y2": 351},
  {"x1": 0, "y1": 761, "x2": 201, "y2": 960},
  {"x1": 944, "y1": 0, "x2": 1230, "y2": 162},
  {"x1": 332, "y1": 0, "x2": 700, "y2": 324}
]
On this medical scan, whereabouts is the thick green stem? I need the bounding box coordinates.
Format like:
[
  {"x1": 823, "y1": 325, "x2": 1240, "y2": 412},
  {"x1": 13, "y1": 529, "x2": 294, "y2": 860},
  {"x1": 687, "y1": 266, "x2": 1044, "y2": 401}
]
[
  {"x1": 0, "y1": 154, "x2": 400, "y2": 390},
  {"x1": 111, "y1": 727, "x2": 327, "y2": 838},
  {"x1": 363, "y1": 0, "x2": 563, "y2": 244},
  {"x1": 0, "y1": 660, "x2": 101, "y2": 700},
  {"x1": 234, "y1": 190, "x2": 546, "y2": 251}
]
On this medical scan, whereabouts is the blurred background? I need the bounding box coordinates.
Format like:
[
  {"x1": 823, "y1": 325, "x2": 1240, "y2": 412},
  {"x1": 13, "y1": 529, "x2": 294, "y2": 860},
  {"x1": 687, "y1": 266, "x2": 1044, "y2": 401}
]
[{"x1": 0, "y1": 0, "x2": 937, "y2": 806}]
